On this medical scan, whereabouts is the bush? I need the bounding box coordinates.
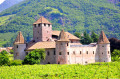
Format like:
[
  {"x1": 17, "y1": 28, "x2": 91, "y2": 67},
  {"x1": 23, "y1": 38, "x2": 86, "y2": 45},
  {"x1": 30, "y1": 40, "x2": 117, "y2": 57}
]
[
  {"x1": 22, "y1": 49, "x2": 46, "y2": 65},
  {"x1": 111, "y1": 49, "x2": 120, "y2": 62},
  {"x1": 0, "y1": 54, "x2": 10, "y2": 66},
  {"x1": 0, "y1": 50, "x2": 8, "y2": 54},
  {"x1": 9, "y1": 60, "x2": 22, "y2": 66}
]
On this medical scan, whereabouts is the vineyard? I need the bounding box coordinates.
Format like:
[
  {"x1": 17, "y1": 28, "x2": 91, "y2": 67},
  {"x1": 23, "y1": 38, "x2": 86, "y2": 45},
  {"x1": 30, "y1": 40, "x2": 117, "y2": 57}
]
[{"x1": 0, "y1": 62, "x2": 120, "y2": 79}]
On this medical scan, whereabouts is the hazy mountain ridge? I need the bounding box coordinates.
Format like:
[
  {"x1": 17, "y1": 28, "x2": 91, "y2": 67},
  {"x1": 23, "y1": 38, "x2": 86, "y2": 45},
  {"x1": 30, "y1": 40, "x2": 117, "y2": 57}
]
[
  {"x1": 0, "y1": 0, "x2": 23, "y2": 12},
  {"x1": 0, "y1": 0, "x2": 120, "y2": 47}
]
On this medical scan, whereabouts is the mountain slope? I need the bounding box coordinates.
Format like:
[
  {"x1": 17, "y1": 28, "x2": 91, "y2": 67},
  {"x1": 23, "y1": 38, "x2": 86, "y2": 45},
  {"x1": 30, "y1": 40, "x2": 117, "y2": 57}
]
[
  {"x1": 0, "y1": 0, "x2": 120, "y2": 47},
  {"x1": 0, "y1": 0, "x2": 23, "y2": 12}
]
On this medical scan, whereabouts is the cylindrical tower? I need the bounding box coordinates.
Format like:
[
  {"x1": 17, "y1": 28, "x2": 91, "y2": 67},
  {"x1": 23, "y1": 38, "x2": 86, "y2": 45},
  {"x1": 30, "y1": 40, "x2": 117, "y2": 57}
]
[
  {"x1": 97, "y1": 30, "x2": 111, "y2": 62},
  {"x1": 55, "y1": 30, "x2": 69, "y2": 64},
  {"x1": 13, "y1": 32, "x2": 26, "y2": 60}
]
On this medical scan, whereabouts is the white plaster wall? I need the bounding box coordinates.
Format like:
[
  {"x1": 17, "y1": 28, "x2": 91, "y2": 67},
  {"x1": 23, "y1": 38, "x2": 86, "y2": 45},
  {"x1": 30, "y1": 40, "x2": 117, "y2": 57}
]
[{"x1": 13, "y1": 44, "x2": 26, "y2": 60}]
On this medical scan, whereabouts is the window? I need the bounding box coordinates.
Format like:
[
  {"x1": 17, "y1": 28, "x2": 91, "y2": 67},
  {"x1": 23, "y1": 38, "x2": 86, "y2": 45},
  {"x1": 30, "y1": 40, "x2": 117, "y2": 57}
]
[
  {"x1": 54, "y1": 50, "x2": 56, "y2": 55},
  {"x1": 67, "y1": 52, "x2": 69, "y2": 55},
  {"x1": 61, "y1": 43, "x2": 62, "y2": 45},
  {"x1": 16, "y1": 45, "x2": 18, "y2": 48},
  {"x1": 38, "y1": 31, "x2": 39, "y2": 33},
  {"x1": 108, "y1": 51, "x2": 109, "y2": 54},
  {"x1": 102, "y1": 46, "x2": 104, "y2": 47},
  {"x1": 59, "y1": 52, "x2": 62, "y2": 55},
  {"x1": 67, "y1": 43, "x2": 69, "y2": 46},
  {"x1": 34, "y1": 24, "x2": 36, "y2": 28},
  {"x1": 37, "y1": 37, "x2": 38, "y2": 39},
  {"x1": 38, "y1": 24, "x2": 40, "y2": 27},
  {"x1": 85, "y1": 61, "x2": 88, "y2": 64},
  {"x1": 102, "y1": 52, "x2": 103, "y2": 54},
  {"x1": 58, "y1": 62, "x2": 60, "y2": 64},
  {"x1": 80, "y1": 51, "x2": 81, "y2": 54},
  {"x1": 73, "y1": 51, "x2": 75, "y2": 55},
  {"x1": 47, "y1": 62, "x2": 50, "y2": 64},
  {"x1": 86, "y1": 51, "x2": 88, "y2": 54},
  {"x1": 47, "y1": 31, "x2": 48, "y2": 33},
  {"x1": 26, "y1": 52, "x2": 28, "y2": 55},
  {"x1": 48, "y1": 24, "x2": 50, "y2": 27},
  {"x1": 47, "y1": 51, "x2": 50, "y2": 56},
  {"x1": 93, "y1": 51, "x2": 94, "y2": 54},
  {"x1": 44, "y1": 24, "x2": 46, "y2": 26}
]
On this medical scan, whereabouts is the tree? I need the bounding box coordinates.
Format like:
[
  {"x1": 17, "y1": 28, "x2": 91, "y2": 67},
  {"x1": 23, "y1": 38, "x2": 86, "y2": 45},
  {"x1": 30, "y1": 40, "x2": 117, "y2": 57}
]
[
  {"x1": 23, "y1": 49, "x2": 46, "y2": 65},
  {"x1": 0, "y1": 53, "x2": 9, "y2": 66},
  {"x1": 74, "y1": 32, "x2": 81, "y2": 38},
  {"x1": 91, "y1": 31, "x2": 99, "y2": 42},
  {"x1": 111, "y1": 49, "x2": 120, "y2": 62},
  {"x1": 81, "y1": 31, "x2": 93, "y2": 44}
]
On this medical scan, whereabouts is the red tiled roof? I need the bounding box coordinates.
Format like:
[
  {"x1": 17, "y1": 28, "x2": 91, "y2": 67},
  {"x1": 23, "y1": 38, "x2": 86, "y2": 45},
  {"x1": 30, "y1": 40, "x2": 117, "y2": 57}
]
[{"x1": 33, "y1": 16, "x2": 52, "y2": 24}]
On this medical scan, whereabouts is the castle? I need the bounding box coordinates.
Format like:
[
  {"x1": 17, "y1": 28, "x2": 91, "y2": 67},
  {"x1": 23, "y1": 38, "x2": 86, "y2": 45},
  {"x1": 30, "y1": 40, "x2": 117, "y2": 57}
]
[{"x1": 13, "y1": 16, "x2": 111, "y2": 65}]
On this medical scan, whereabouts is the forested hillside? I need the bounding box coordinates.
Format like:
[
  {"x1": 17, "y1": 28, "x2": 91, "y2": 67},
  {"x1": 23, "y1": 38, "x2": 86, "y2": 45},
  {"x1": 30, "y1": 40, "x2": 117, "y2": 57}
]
[{"x1": 0, "y1": 0, "x2": 120, "y2": 47}]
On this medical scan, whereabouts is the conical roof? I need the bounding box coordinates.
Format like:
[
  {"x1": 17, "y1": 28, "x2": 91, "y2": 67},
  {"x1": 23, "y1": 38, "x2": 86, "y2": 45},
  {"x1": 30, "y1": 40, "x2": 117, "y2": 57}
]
[
  {"x1": 33, "y1": 16, "x2": 51, "y2": 24},
  {"x1": 14, "y1": 31, "x2": 26, "y2": 44},
  {"x1": 97, "y1": 30, "x2": 110, "y2": 44},
  {"x1": 57, "y1": 30, "x2": 69, "y2": 41}
]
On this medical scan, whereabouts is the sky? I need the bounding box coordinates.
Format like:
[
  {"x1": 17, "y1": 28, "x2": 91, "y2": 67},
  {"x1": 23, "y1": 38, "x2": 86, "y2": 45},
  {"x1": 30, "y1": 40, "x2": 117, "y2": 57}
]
[{"x1": 0, "y1": 0, "x2": 5, "y2": 4}]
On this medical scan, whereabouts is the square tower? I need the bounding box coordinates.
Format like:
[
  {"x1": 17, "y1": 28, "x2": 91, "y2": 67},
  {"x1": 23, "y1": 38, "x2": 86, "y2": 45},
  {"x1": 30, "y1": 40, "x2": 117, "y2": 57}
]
[{"x1": 33, "y1": 16, "x2": 52, "y2": 42}]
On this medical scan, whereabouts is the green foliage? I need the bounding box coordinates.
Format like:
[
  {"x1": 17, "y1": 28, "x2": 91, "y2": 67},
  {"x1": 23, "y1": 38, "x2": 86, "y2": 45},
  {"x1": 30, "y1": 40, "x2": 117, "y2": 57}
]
[
  {"x1": 0, "y1": 54, "x2": 9, "y2": 66},
  {"x1": 10, "y1": 50, "x2": 13, "y2": 54},
  {"x1": 81, "y1": 31, "x2": 93, "y2": 44},
  {"x1": 0, "y1": 0, "x2": 120, "y2": 46},
  {"x1": 74, "y1": 32, "x2": 81, "y2": 38},
  {"x1": 23, "y1": 49, "x2": 46, "y2": 65},
  {"x1": 0, "y1": 62, "x2": 119, "y2": 78},
  {"x1": 9, "y1": 60, "x2": 22, "y2": 66},
  {"x1": 111, "y1": 49, "x2": 120, "y2": 61},
  {"x1": 91, "y1": 31, "x2": 99, "y2": 42},
  {"x1": 0, "y1": 50, "x2": 8, "y2": 54}
]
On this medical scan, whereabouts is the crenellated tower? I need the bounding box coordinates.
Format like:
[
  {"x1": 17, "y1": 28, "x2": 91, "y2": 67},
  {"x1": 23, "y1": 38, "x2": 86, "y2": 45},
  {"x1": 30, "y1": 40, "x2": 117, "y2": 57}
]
[
  {"x1": 13, "y1": 32, "x2": 26, "y2": 60},
  {"x1": 55, "y1": 30, "x2": 70, "y2": 64},
  {"x1": 33, "y1": 16, "x2": 52, "y2": 42},
  {"x1": 97, "y1": 30, "x2": 111, "y2": 62}
]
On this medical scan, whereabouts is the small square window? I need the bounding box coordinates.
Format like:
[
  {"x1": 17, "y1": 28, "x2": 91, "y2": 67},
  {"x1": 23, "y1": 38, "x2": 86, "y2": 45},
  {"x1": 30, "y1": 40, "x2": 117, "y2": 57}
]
[
  {"x1": 80, "y1": 51, "x2": 82, "y2": 54},
  {"x1": 44, "y1": 24, "x2": 46, "y2": 26},
  {"x1": 16, "y1": 45, "x2": 18, "y2": 48},
  {"x1": 73, "y1": 51, "x2": 75, "y2": 55},
  {"x1": 47, "y1": 51, "x2": 50, "y2": 56},
  {"x1": 48, "y1": 24, "x2": 50, "y2": 27},
  {"x1": 67, "y1": 52, "x2": 69, "y2": 55},
  {"x1": 59, "y1": 52, "x2": 62, "y2": 55},
  {"x1": 38, "y1": 24, "x2": 40, "y2": 27},
  {"x1": 86, "y1": 51, "x2": 88, "y2": 54}
]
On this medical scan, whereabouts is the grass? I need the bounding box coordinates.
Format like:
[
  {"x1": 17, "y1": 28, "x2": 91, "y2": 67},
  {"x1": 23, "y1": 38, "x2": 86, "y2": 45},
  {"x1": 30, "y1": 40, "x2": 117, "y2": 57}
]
[
  {"x1": 0, "y1": 15, "x2": 14, "y2": 26},
  {"x1": 0, "y1": 62, "x2": 119, "y2": 79}
]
